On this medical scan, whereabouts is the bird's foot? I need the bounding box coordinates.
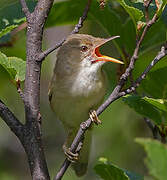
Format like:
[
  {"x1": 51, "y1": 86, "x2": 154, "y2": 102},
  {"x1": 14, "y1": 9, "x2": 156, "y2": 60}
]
[
  {"x1": 89, "y1": 110, "x2": 101, "y2": 125},
  {"x1": 63, "y1": 145, "x2": 78, "y2": 163}
]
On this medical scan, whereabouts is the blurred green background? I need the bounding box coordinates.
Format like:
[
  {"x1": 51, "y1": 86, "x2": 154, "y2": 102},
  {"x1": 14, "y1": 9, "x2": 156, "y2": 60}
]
[{"x1": 1, "y1": 0, "x2": 166, "y2": 179}]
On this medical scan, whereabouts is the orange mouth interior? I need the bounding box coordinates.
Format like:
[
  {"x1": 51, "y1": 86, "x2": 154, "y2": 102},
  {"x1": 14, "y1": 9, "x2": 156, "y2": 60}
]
[{"x1": 94, "y1": 47, "x2": 124, "y2": 64}]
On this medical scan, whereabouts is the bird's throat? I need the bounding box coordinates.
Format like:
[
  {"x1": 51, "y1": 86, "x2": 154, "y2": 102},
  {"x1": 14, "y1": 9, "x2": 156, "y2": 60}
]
[{"x1": 69, "y1": 61, "x2": 105, "y2": 97}]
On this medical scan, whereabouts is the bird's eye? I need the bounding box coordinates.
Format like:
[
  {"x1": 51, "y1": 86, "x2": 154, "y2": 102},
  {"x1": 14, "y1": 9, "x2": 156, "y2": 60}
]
[{"x1": 81, "y1": 45, "x2": 88, "y2": 52}]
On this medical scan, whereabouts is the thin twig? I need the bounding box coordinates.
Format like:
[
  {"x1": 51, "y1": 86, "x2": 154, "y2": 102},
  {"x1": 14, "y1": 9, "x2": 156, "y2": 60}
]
[
  {"x1": 161, "y1": 136, "x2": 166, "y2": 143},
  {"x1": 129, "y1": 18, "x2": 150, "y2": 81},
  {"x1": 143, "y1": 117, "x2": 159, "y2": 139},
  {"x1": 158, "y1": 125, "x2": 167, "y2": 143},
  {"x1": 119, "y1": 46, "x2": 167, "y2": 96},
  {"x1": 39, "y1": 0, "x2": 92, "y2": 61},
  {"x1": 0, "y1": 42, "x2": 13, "y2": 47},
  {"x1": 16, "y1": 80, "x2": 25, "y2": 103},
  {"x1": 11, "y1": 22, "x2": 27, "y2": 36},
  {"x1": 91, "y1": 14, "x2": 158, "y2": 117},
  {"x1": 107, "y1": 13, "x2": 158, "y2": 100},
  {"x1": 144, "y1": 0, "x2": 152, "y2": 22},
  {"x1": 0, "y1": 100, "x2": 24, "y2": 137},
  {"x1": 70, "y1": 0, "x2": 91, "y2": 34},
  {"x1": 0, "y1": 23, "x2": 27, "y2": 48},
  {"x1": 153, "y1": 125, "x2": 159, "y2": 139},
  {"x1": 20, "y1": 0, "x2": 31, "y2": 18},
  {"x1": 143, "y1": 117, "x2": 154, "y2": 132}
]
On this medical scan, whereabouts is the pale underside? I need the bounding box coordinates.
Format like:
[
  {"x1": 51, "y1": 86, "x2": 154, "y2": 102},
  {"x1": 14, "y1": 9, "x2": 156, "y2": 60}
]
[
  {"x1": 49, "y1": 34, "x2": 108, "y2": 176},
  {"x1": 50, "y1": 58, "x2": 107, "y2": 131}
]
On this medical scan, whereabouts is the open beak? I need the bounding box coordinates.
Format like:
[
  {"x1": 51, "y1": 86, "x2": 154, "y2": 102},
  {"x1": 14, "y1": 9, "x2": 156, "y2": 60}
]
[{"x1": 93, "y1": 36, "x2": 124, "y2": 64}]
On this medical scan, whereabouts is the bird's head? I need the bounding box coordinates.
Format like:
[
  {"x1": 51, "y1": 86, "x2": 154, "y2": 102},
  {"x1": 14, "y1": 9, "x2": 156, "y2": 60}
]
[{"x1": 56, "y1": 34, "x2": 124, "y2": 76}]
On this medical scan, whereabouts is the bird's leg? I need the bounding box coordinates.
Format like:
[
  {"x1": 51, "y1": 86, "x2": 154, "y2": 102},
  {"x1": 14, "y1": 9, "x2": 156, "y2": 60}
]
[
  {"x1": 89, "y1": 110, "x2": 101, "y2": 125},
  {"x1": 63, "y1": 143, "x2": 79, "y2": 163},
  {"x1": 63, "y1": 131, "x2": 80, "y2": 163},
  {"x1": 63, "y1": 133, "x2": 85, "y2": 163}
]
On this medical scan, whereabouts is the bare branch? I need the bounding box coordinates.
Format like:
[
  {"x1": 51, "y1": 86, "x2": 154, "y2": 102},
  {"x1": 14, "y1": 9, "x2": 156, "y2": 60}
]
[
  {"x1": 19, "y1": 0, "x2": 54, "y2": 179},
  {"x1": 92, "y1": 14, "x2": 159, "y2": 117},
  {"x1": 0, "y1": 100, "x2": 23, "y2": 137},
  {"x1": 119, "y1": 46, "x2": 167, "y2": 96},
  {"x1": 118, "y1": 13, "x2": 157, "y2": 88},
  {"x1": 39, "y1": 0, "x2": 92, "y2": 60},
  {"x1": 158, "y1": 124, "x2": 167, "y2": 143},
  {"x1": 5, "y1": 0, "x2": 90, "y2": 179},
  {"x1": 16, "y1": 80, "x2": 25, "y2": 103},
  {"x1": 143, "y1": 118, "x2": 159, "y2": 139},
  {"x1": 144, "y1": 0, "x2": 152, "y2": 22},
  {"x1": 143, "y1": 117, "x2": 155, "y2": 132},
  {"x1": 0, "y1": 42, "x2": 13, "y2": 47},
  {"x1": 19, "y1": 0, "x2": 31, "y2": 18},
  {"x1": 70, "y1": 0, "x2": 91, "y2": 34},
  {"x1": 0, "y1": 102, "x2": 48, "y2": 179},
  {"x1": 152, "y1": 125, "x2": 159, "y2": 139}
]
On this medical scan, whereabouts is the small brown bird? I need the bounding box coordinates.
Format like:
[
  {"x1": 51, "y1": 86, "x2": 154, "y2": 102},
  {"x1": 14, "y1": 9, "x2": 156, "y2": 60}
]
[{"x1": 49, "y1": 34, "x2": 123, "y2": 176}]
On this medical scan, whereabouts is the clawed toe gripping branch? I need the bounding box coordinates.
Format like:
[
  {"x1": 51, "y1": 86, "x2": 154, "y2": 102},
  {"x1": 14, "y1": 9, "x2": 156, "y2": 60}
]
[{"x1": 0, "y1": 0, "x2": 166, "y2": 180}]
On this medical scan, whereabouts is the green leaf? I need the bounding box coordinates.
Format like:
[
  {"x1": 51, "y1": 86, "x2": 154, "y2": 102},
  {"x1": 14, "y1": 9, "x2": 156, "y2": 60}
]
[
  {"x1": 46, "y1": 0, "x2": 143, "y2": 60},
  {"x1": 134, "y1": 52, "x2": 167, "y2": 81},
  {"x1": 2, "y1": 18, "x2": 10, "y2": 26},
  {"x1": 46, "y1": 0, "x2": 84, "y2": 27},
  {"x1": 47, "y1": 0, "x2": 142, "y2": 59},
  {"x1": 157, "y1": 0, "x2": 167, "y2": 17},
  {"x1": 0, "y1": 0, "x2": 36, "y2": 31},
  {"x1": 122, "y1": 18, "x2": 136, "y2": 55},
  {"x1": 141, "y1": 67, "x2": 167, "y2": 99},
  {"x1": 136, "y1": 138, "x2": 167, "y2": 180},
  {"x1": 122, "y1": 95, "x2": 162, "y2": 125},
  {"x1": 2, "y1": 17, "x2": 27, "y2": 37},
  {"x1": 8, "y1": 57, "x2": 26, "y2": 81},
  {"x1": 115, "y1": 0, "x2": 144, "y2": 30},
  {"x1": 0, "y1": 51, "x2": 26, "y2": 81},
  {"x1": 143, "y1": 97, "x2": 167, "y2": 112},
  {"x1": 47, "y1": 0, "x2": 122, "y2": 36},
  {"x1": 47, "y1": 0, "x2": 143, "y2": 33},
  {"x1": 13, "y1": 17, "x2": 26, "y2": 24},
  {"x1": 0, "y1": 1, "x2": 29, "y2": 43},
  {"x1": 89, "y1": 2, "x2": 122, "y2": 37},
  {"x1": 141, "y1": 19, "x2": 166, "y2": 52},
  {"x1": 94, "y1": 157, "x2": 143, "y2": 180},
  {"x1": 0, "y1": 25, "x2": 17, "y2": 39}
]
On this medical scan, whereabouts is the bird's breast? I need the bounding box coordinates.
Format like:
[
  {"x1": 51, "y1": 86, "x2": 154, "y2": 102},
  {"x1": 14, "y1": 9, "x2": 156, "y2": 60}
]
[
  {"x1": 50, "y1": 67, "x2": 106, "y2": 128},
  {"x1": 69, "y1": 66, "x2": 106, "y2": 97}
]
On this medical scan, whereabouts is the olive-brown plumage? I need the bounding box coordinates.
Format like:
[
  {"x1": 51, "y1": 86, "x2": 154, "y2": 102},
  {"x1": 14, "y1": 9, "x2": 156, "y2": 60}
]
[{"x1": 49, "y1": 34, "x2": 123, "y2": 176}]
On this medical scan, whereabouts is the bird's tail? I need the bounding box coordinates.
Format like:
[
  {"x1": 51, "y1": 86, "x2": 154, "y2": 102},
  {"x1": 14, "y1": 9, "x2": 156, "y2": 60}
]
[{"x1": 72, "y1": 130, "x2": 92, "y2": 177}]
